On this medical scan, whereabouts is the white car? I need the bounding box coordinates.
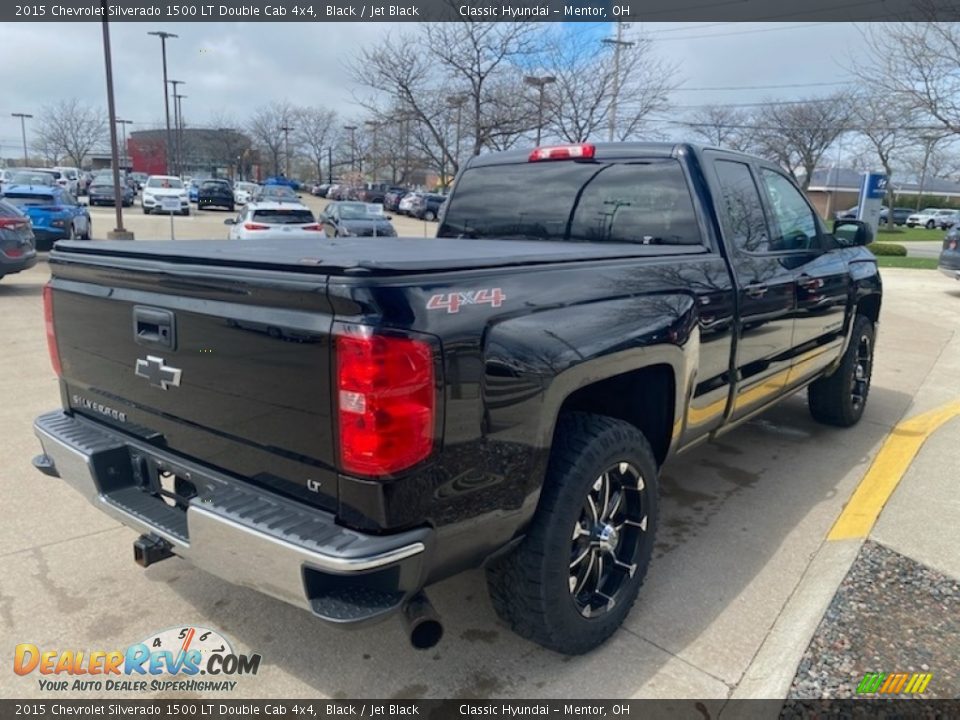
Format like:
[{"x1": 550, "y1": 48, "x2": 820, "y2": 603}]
[
  {"x1": 906, "y1": 207, "x2": 956, "y2": 229},
  {"x1": 141, "y1": 175, "x2": 190, "y2": 216},
  {"x1": 233, "y1": 182, "x2": 259, "y2": 206},
  {"x1": 52, "y1": 167, "x2": 81, "y2": 195},
  {"x1": 224, "y1": 201, "x2": 326, "y2": 240},
  {"x1": 398, "y1": 192, "x2": 422, "y2": 215}
]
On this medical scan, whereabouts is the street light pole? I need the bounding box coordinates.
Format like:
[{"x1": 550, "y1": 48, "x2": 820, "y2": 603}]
[
  {"x1": 11, "y1": 113, "x2": 32, "y2": 166},
  {"x1": 115, "y1": 118, "x2": 133, "y2": 170},
  {"x1": 174, "y1": 93, "x2": 187, "y2": 176},
  {"x1": 167, "y1": 79, "x2": 184, "y2": 175},
  {"x1": 280, "y1": 124, "x2": 294, "y2": 177},
  {"x1": 601, "y1": 22, "x2": 634, "y2": 142},
  {"x1": 102, "y1": 3, "x2": 132, "y2": 239},
  {"x1": 147, "y1": 30, "x2": 177, "y2": 175},
  {"x1": 364, "y1": 120, "x2": 379, "y2": 182},
  {"x1": 343, "y1": 125, "x2": 357, "y2": 172},
  {"x1": 523, "y1": 77, "x2": 556, "y2": 147}
]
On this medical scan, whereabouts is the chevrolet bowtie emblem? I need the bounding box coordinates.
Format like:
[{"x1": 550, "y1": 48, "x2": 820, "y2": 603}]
[{"x1": 135, "y1": 355, "x2": 182, "y2": 390}]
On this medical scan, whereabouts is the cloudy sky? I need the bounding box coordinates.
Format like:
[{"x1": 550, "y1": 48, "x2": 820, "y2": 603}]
[{"x1": 0, "y1": 21, "x2": 859, "y2": 153}]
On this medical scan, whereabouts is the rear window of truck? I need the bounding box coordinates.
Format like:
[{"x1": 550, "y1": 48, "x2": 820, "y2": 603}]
[{"x1": 438, "y1": 159, "x2": 702, "y2": 246}]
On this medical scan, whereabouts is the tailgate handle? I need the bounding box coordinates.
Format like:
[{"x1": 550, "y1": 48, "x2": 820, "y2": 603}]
[{"x1": 133, "y1": 306, "x2": 176, "y2": 350}]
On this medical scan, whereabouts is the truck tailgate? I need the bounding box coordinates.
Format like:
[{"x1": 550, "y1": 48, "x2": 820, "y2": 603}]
[{"x1": 47, "y1": 252, "x2": 338, "y2": 511}]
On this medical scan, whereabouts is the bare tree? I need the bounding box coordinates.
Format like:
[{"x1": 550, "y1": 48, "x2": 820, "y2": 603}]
[
  {"x1": 294, "y1": 107, "x2": 337, "y2": 183},
  {"x1": 682, "y1": 105, "x2": 753, "y2": 151},
  {"x1": 753, "y1": 96, "x2": 851, "y2": 189},
  {"x1": 208, "y1": 113, "x2": 252, "y2": 178},
  {"x1": 849, "y1": 90, "x2": 918, "y2": 213},
  {"x1": 530, "y1": 29, "x2": 676, "y2": 144},
  {"x1": 34, "y1": 98, "x2": 107, "y2": 168},
  {"x1": 247, "y1": 102, "x2": 294, "y2": 176},
  {"x1": 854, "y1": 21, "x2": 960, "y2": 135}
]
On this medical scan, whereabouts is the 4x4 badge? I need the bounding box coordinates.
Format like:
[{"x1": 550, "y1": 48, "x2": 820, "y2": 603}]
[{"x1": 135, "y1": 355, "x2": 182, "y2": 390}]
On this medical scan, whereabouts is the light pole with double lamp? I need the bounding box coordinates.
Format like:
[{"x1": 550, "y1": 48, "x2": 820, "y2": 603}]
[
  {"x1": 343, "y1": 125, "x2": 357, "y2": 172},
  {"x1": 523, "y1": 77, "x2": 555, "y2": 147},
  {"x1": 102, "y1": 3, "x2": 133, "y2": 239},
  {"x1": 280, "y1": 124, "x2": 294, "y2": 177},
  {"x1": 167, "y1": 79, "x2": 185, "y2": 175},
  {"x1": 147, "y1": 30, "x2": 177, "y2": 175},
  {"x1": 115, "y1": 118, "x2": 133, "y2": 170},
  {"x1": 11, "y1": 113, "x2": 32, "y2": 166}
]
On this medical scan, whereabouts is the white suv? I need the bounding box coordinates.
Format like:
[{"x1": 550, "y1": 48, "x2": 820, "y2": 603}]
[
  {"x1": 906, "y1": 207, "x2": 957, "y2": 229},
  {"x1": 141, "y1": 175, "x2": 190, "y2": 215},
  {"x1": 224, "y1": 202, "x2": 325, "y2": 240}
]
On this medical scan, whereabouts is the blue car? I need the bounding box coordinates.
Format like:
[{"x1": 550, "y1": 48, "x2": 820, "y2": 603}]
[
  {"x1": 263, "y1": 175, "x2": 299, "y2": 190},
  {"x1": 1, "y1": 185, "x2": 91, "y2": 250},
  {"x1": 188, "y1": 180, "x2": 200, "y2": 203}
]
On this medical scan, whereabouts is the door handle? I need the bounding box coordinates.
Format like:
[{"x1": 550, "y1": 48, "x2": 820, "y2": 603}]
[
  {"x1": 744, "y1": 283, "x2": 768, "y2": 298},
  {"x1": 133, "y1": 306, "x2": 176, "y2": 350}
]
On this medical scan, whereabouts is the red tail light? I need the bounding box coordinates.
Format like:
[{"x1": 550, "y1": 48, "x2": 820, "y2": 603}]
[
  {"x1": 0, "y1": 217, "x2": 27, "y2": 228},
  {"x1": 302, "y1": 224, "x2": 324, "y2": 231},
  {"x1": 2, "y1": 247, "x2": 24, "y2": 258},
  {"x1": 336, "y1": 326, "x2": 436, "y2": 477},
  {"x1": 42, "y1": 284, "x2": 62, "y2": 377},
  {"x1": 528, "y1": 143, "x2": 596, "y2": 162},
  {"x1": 243, "y1": 222, "x2": 269, "y2": 231}
]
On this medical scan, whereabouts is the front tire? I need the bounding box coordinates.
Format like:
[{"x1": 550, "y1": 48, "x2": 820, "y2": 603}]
[
  {"x1": 486, "y1": 412, "x2": 659, "y2": 655},
  {"x1": 808, "y1": 315, "x2": 875, "y2": 427},
  {"x1": 926, "y1": 220, "x2": 935, "y2": 229}
]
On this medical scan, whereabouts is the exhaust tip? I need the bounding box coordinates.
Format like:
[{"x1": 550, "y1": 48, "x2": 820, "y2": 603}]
[
  {"x1": 410, "y1": 619, "x2": 444, "y2": 650},
  {"x1": 402, "y1": 592, "x2": 444, "y2": 650}
]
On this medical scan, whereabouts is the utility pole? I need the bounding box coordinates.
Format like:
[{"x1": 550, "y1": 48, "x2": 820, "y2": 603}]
[
  {"x1": 167, "y1": 79, "x2": 184, "y2": 175},
  {"x1": 280, "y1": 124, "x2": 294, "y2": 177},
  {"x1": 103, "y1": 3, "x2": 133, "y2": 239},
  {"x1": 115, "y1": 118, "x2": 133, "y2": 170},
  {"x1": 523, "y1": 77, "x2": 556, "y2": 147},
  {"x1": 327, "y1": 146, "x2": 333, "y2": 184},
  {"x1": 11, "y1": 113, "x2": 32, "y2": 166},
  {"x1": 445, "y1": 95, "x2": 468, "y2": 174},
  {"x1": 343, "y1": 125, "x2": 357, "y2": 172},
  {"x1": 147, "y1": 30, "x2": 177, "y2": 175},
  {"x1": 364, "y1": 120, "x2": 380, "y2": 182},
  {"x1": 601, "y1": 22, "x2": 634, "y2": 142},
  {"x1": 916, "y1": 134, "x2": 941, "y2": 211},
  {"x1": 174, "y1": 93, "x2": 186, "y2": 176}
]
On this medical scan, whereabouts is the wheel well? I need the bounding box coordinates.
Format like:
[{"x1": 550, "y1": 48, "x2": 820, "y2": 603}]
[
  {"x1": 857, "y1": 294, "x2": 881, "y2": 325},
  {"x1": 557, "y1": 364, "x2": 675, "y2": 465}
]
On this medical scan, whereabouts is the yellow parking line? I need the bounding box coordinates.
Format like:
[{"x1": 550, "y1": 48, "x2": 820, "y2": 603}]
[{"x1": 828, "y1": 398, "x2": 960, "y2": 540}]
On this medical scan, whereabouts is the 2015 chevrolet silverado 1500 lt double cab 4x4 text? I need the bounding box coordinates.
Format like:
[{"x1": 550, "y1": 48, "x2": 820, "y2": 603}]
[{"x1": 33, "y1": 143, "x2": 881, "y2": 655}]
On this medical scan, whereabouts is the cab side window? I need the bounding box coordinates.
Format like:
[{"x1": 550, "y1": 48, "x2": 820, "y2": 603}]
[
  {"x1": 713, "y1": 160, "x2": 770, "y2": 254},
  {"x1": 758, "y1": 169, "x2": 820, "y2": 252}
]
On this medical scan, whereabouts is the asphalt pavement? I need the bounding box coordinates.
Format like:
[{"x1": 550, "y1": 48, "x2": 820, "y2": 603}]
[{"x1": 1, "y1": 204, "x2": 958, "y2": 702}]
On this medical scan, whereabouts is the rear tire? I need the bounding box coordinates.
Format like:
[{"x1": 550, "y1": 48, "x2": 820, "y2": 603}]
[
  {"x1": 926, "y1": 220, "x2": 935, "y2": 229},
  {"x1": 80, "y1": 220, "x2": 91, "y2": 240},
  {"x1": 486, "y1": 412, "x2": 659, "y2": 655},
  {"x1": 808, "y1": 315, "x2": 875, "y2": 427},
  {"x1": 425, "y1": 210, "x2": 437, "y2": 221}
]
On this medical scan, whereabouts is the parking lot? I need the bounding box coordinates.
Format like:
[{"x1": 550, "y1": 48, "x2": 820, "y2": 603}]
[{"x1": 1, "y1": 210, "x2": 959, "y2": 700}]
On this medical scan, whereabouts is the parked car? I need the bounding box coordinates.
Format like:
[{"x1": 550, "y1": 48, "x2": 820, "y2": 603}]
[
  {"x1": 0, "y1": 198, "x2": 37, "y2": 279},
  {"x1": 88, "y1": 178, "x2": 134, "y2": 208},
  {"x1": 880, "y1": 207, "x2": 913, "y2": 226},
  {"x1": 1, "y1": 184, "x2": 90, "y2": 249},
  {"x1": 130, "y1": 172, "x2": 149, "y2": 190},
  {"x1": 325, "y1": 184, "x2": 342, "y2": 199},
  {"x1": 6, "y1": 170, "x2": 57, "y2": 187},
  {"x1": 311, "y1": 183, "x2": 331, "y2": 197},
  {"x1": 383, "y1": 188, "x2": 410, "y2": 212},
  {"x1": 233, "y1": 182, "x2": 259, "y2": 206},
  {"x1": 936, "y1": 209, "x2": 960, "y2": 229},
  {"x1": 263, "y1": 175, "x2": 299, "y2": 190},
  {"x1": 409, "y1": 192, "x2": 448, "y2": 221},
  {"x1": 398, "y1": 191, "x2": 421, "y2": 215},
  {"x1": 939, "y1": 227, "x2": 960, "y2": 281},
  {"x1": 197, "y1": 179, "x2": 235, "y2": 211},
  {"x1": 187, "y1": 178, "x2": 206, "y2": 204},
  {"x1": 140, "y1": 175, "x2": 190, "y2": 216},
  {"x1": 319, "y1": 201, "x2": 397, "y2": 237},
  {"x1": 224, "y1": 201, "x2": 325, "y2": 240},
  {"x1": 52, "y1": 167, "x2": 81, "y2": 195},
  {"x1": 33, "y1": 142, "x2": 882, "y2": 656},
  {"x1": 252, "y1": 184, "x2": 300, "y2": 203},
  {"x1": 906, "y1": 207, "x2": 956, "y2": 229},
  {"x1": 77, "y1": 172, "x2": 94, "y2": 196}
]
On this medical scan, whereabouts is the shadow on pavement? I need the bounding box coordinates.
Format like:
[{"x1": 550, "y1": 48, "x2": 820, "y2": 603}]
[{"x1": 153, "y1": 385, "x2": 912, "y2": 699}]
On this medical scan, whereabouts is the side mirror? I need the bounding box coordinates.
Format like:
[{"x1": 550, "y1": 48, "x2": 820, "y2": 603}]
[
  {"x1": 223, "y1": 218, "x2": 235, "y2": 225},
  {"x1": 833, "y1": 219, "x2": 873, "y2": 247}
]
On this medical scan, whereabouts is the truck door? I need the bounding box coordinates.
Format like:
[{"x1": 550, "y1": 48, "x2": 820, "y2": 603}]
[
  {"x1": 709, "y1": 157, "x2": 797, "y2": 420},
  {"x1": 754, "y1": 167, "x2": 850, "y2": 384}
]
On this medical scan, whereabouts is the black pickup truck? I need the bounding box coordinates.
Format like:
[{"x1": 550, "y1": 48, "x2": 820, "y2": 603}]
[{"x1": 33, "y1": 143, "x2": 881, "y2": 655}]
